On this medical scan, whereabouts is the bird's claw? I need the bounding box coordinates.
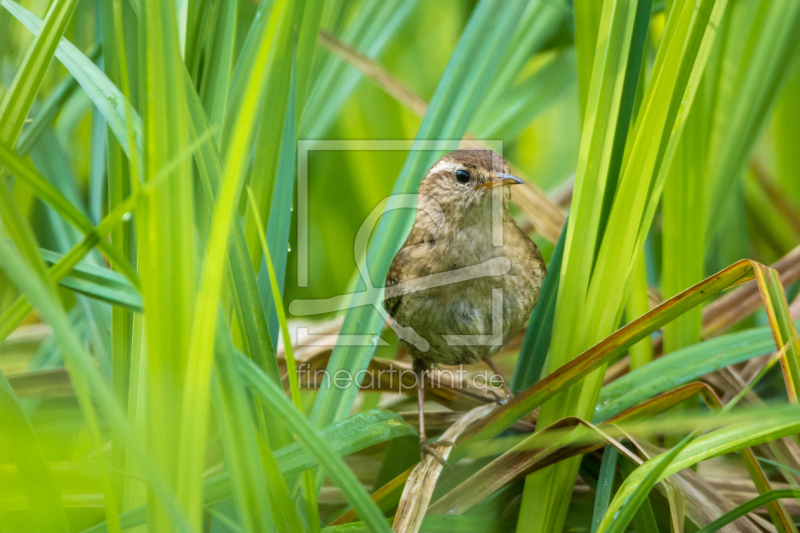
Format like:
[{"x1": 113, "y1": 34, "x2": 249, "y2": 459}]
[
  {"x1": 419, "y1": 439, "x2": 456, "y2": 468},
  {"x1": 488, "y1": 389, "x2": 513, "y2": 406}
]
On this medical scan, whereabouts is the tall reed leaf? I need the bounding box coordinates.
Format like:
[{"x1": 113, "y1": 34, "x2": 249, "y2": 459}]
[
  {"x1": 519, "y1": 0, "x2": 653, "y2": 528},
  {"x1": 139, "y1": 0, "x2": 196, "y2": 529},
  {"x1": 177, "y1": 0, "x2": 293, "y2": 525}
]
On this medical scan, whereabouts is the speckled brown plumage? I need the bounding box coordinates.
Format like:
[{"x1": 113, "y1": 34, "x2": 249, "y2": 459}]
[{"x1": 383, "y1": 149, "x2": 546, "y2": 461}]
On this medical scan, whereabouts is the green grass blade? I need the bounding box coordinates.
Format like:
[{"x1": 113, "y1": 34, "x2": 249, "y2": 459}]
[
  {"x1": 696, "y1": 489, "x2": 800, "y2": 533},
  {"x1": 706, "y1": 0, "x2": 800, "y2": 243},
  {"x1": 471, "y1": 49, "x2": 576, "y2": 140},
  {"x1": 35, "y1": 246, "x2": 142, "y2": 311},
  {"x1": 773, "y1": 63, "x2": 800, "y2": 211},
  {"x1": 0, "y1": 0, "x2": 78, "y2": 144},
  {"x1": 182, "y1": 57, "x2": 293, "y2": 450},
  {"x1": 0, "y1": 187, "x2": 141, "y2": 342},
  {"x1": 1, "y1": 0, "x2": 143, "y2": 160},
  {"x1": 511, "y1": 216, "x2": 567, "y2": 392},
  {"x1": 472, "y1": 0, "x2": 570, "y2": 132},
  {"x1": 294, "y1": 0, "x2": 324, "y2": 114},
  {"x1": 662, "y1": 90, "x2": 705, "y2": 356},
  {"x1": 0, "y1": 0, "x2": 80, "y2": 304},
  {"x1": 0, "y1": 234, "x2": 194, "y2": 533},
  {"x1": 260, "y1": 48, "x2": 298, "y2": 350},
  {"x1": 236, "y1": 354, "x2": 392, "y2": 533},
  {"x1": 594, "y1": 323, "x2": 799, "y2": 422},
  {"x1": 247, "y1": 174, "x2": 320, "y2": 528},
  {"x1": 611, "y1": 444, "x2": 672, "y2": 533},
  {"x1": 213, "y1": 324, "x2": 299, "y2": 532},
  {"x1": 520, "y1": 0, "x2": 655, "y2": 527},
  {"x1": 139, "y1": 0, "x2": 197, "y2": 529},
  {"x1": 590, "y1": 446, "x2": 618, "y2": 533},
  {"x1": 97, "y1": 0, "x2": 135, "y2": 507},
  {"x1": 625, "y1": 251, "x2": 652, "y2": 371},
  {"x1": 15, "y1": 46, "x2": 96, "y2": 154},
  {"x1": 239, "y1": 0, "x2": 300, "y2": 272},
  {"x1": 198, "y1": 0, "x2": 237, "y2": 145},
  {"x1": 299, "y1": 0, "x2": 418, "y2": 139},
  {"x1": 0, "y1": 142, "x2": 139, "y2": 286},
  {"x1": 573, "y1": 0, "x2": 605, "y2": 121},
  {"x1": 176, "y1": 0, "x2": 292, "y2": 524}
]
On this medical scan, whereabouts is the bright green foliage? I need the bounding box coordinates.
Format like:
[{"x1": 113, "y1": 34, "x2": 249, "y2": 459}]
[{"x1": 0, "y1": 0, "x2": 799, "y2": 532}]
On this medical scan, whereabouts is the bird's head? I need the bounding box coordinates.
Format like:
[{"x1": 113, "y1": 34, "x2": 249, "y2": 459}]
[{"x1": 417, "y1": 149, "x2": 522, "y2": 225}]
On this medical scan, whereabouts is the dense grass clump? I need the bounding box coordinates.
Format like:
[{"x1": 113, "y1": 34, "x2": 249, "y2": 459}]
[{"x1": 1, "y1": 0, "x2": 800, "y2": 531}]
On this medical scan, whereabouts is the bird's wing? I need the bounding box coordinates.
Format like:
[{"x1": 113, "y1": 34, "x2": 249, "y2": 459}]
[
  {"x1": 384, "y1": 221, "x2": 439, "y2": 317},
  {"x1": 383, "y1": 251, "x2": 406, "y2": 317},
  {"x1": 516, "y1": 224, "x2": 546, "y2": 275}
]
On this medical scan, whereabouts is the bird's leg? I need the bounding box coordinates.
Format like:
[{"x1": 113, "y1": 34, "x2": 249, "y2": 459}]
[
  {"x1": 485, "y1": 358, "x2": 513, "y2": 404},
  {"x1": 414, "y1": 360, "x2": 454, "y2": 466}
]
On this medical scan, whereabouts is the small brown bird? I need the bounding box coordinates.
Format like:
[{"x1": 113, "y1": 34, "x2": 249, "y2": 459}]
[{"x1": 384, "y1": 149, "x2": 546, "y2": 461}]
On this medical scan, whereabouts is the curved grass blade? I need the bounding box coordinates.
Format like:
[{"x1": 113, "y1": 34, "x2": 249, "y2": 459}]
[
  {"x1": 1, "y1": 0, "x2": 143, "y2": 160},
  {"x1": 598, "y1": 338, "x2": 800, "y2": 533},
  {"x1": 0, "y1": 142, "x2": 139, "y2": 287},
  {"x1": 462, "y1": 259, "x2": 756, "y2": 448},
  {"x1": 594, "y1": 323, "x2": 796, "y2": 422}
]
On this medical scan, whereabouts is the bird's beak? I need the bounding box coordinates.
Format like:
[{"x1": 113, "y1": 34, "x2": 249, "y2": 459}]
[{"x1": 477, "y1": 173, "x2": 524, "y2": 189}]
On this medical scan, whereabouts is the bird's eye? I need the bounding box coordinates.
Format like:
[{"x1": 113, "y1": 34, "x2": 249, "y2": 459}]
[{"x1": 455, "y1": 169, "x2": 470, "y2": 184}]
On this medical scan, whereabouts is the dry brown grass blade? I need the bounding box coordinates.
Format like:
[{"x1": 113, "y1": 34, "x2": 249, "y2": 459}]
[
  {"x1": 664, "y1": 478, "x2": 686, "y2": 533},
  {"x1": 328, "y1": 465, "x2": 416, "y2": 527},
  {"x1": 790, "y1": 292, "x2": 800, "y2": 319},
  {"x1": 631, "y1": 245, "x2": 800, "y2": 362},
  {"x1": 426, "y1": 417, "x2": 640, "y2": 516},
  {"x1": 284, "y1": 352, "x2": 500, "y2": 411},
  {"x1": 751, "y1": 159, "x2": 800, "y2": 239},
  {"x1": 705, "y1": 359, "x2": 800, "y2": 500},
  {"x1": 702, "y1": 245, "x2": 800, "y2": 339},
  {"x1": 392, "y1": 403, "x2": 495, "y2": 533},
  {"x1": 318, "y1": 30, "x2": 567, "y2": 243},
  {"x1": 669, "y1": 467, "x2": 764, "y2": 533},
  {"x1": 427, "y1": 378, "x2": 790, "y2": 521},
  {"x1": 7, "y1": 367, "x2": 74, "y2": 398},
  {"x1": 317, "y1": 31, "x2": 428, "y2": 117},
  {"x1": 398, "y1": 410, "x2": 535, "y2": 434}
]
